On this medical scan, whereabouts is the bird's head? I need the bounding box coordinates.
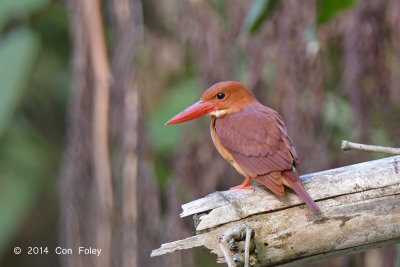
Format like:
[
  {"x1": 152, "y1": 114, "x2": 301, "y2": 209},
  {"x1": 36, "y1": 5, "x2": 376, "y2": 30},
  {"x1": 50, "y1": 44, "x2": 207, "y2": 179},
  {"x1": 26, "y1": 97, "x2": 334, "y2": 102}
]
[{"x1": 165, "y1": 81, "x2": 257, "y2": 125}]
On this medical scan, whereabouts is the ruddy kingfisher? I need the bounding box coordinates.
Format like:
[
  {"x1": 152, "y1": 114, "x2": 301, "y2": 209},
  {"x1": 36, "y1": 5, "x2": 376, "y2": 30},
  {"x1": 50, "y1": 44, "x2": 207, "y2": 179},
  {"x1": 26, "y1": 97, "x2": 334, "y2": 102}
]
[{"x1": 165, "y1": 81, "x2": 320, "y2": 212}]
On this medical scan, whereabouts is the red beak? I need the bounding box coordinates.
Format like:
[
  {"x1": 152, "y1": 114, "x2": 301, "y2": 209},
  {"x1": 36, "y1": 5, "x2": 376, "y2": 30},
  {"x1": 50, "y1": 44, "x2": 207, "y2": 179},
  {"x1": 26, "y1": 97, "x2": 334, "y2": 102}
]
[{"x1": 165, "y1": 101, "x2": 216, "y2": 125}]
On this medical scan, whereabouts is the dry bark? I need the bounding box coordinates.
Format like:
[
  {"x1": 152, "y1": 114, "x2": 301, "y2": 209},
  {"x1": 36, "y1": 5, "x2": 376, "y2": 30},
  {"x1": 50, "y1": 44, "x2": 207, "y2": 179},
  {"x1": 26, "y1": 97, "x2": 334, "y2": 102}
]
[{"x1": 152, "y1": 156, "x2": 400, "y2": 266}]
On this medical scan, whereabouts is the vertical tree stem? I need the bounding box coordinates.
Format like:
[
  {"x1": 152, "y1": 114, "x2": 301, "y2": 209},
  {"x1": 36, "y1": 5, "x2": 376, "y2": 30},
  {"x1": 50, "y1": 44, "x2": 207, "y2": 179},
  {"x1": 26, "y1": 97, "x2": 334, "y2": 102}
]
[{"x1": 82, "y1": 0, "x2": 113, "y2": 265}]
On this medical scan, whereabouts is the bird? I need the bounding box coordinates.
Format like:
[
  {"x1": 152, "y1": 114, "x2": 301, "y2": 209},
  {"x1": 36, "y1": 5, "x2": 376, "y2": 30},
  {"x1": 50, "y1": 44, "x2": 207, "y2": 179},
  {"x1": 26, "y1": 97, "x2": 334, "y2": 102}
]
[{"x1": 165, "y1": 81, "x2": 320, "y2": 212}]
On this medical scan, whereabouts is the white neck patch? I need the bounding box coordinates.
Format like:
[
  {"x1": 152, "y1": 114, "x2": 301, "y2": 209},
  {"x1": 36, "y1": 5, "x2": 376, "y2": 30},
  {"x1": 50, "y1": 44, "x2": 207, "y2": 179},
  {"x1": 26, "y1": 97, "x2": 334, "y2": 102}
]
[{"x1": 209, "y1": 110, "x2": 227, "y2": 117}]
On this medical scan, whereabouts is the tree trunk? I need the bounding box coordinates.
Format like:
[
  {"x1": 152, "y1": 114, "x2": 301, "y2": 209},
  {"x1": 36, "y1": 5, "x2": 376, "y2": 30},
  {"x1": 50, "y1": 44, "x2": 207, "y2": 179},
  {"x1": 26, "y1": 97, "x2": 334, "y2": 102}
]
[{"x1": 59, "y1": 0, "x2": 149, "y2": 266}]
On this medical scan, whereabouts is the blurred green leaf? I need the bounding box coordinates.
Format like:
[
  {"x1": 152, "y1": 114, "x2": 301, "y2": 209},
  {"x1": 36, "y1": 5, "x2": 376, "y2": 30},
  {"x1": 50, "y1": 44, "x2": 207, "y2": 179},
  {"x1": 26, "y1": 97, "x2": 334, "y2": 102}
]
[
  {"x1": 317, "y1": 0, "x2": 355, "y2": 25},
  {"x1": 0, "y1": 0, "x2": 48, "y2": 30},
  {"x1": 0, "y1": 121, "x2": 53, "y2": 256},
  {"x1": 371, "y1": 128, "x2": 392, "y2": 148},
  {"x1": 148, "y1": 78, "x2": 200, "y2": 153},
  {"x1": 322, "y1": 93, "x2": 357, "y2": 139},
  {"x1": 0, "y1": 28, "x2": 40, "y2": 137},
  {"x1": 242, "y1": 0, "x2": 277, "y2": 33},
  {"x1": 369, "y1": 128, "x2": 393, "y2": 159},
  {"x1": 0, "y1": 175, "x2": 38, "y2": 256},
  {"x1": 210, "y1": 0, "x2": 228, "y2": 23}
]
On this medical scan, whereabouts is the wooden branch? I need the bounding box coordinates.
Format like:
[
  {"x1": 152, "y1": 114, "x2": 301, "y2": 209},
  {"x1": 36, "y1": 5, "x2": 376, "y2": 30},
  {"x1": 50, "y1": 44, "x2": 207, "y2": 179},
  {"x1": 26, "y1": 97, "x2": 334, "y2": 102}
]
[
  {"x1": 341, "y1": 140, "x2": 400, "y2": 155},
  {"x1": 83, "y1": 0, "x2": 112, "y2": 186},
  {"x1": 151, "y1": 156, "x2": 400, "y2": 266},
  {"x1": 82, "y1": 0, "x2": 113, "y2": 265}
]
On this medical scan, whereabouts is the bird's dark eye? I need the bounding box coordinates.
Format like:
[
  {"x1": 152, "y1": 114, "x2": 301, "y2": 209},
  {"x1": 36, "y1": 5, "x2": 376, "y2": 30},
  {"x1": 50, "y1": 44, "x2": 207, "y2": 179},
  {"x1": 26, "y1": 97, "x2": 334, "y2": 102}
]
[{"x1": 216, "y1": 92, "x2": 225, "y2": 100}]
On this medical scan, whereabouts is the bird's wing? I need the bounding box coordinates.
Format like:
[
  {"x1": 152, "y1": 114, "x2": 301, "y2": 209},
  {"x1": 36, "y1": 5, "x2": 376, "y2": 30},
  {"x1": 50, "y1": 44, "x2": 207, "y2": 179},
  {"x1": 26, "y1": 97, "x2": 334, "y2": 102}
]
[{"x1": 215, "y1": 103, "x2": 297, "y2": 194}]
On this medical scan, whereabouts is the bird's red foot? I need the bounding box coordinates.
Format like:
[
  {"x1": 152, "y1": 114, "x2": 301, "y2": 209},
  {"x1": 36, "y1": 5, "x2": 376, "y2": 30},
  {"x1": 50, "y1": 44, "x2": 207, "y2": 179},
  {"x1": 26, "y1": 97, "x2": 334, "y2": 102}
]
[
  {"x1": 229, "y1": 177, "x2": 253, "y2": 190},
  {"x1": 230, "y1": 184, "x2": 253, "y2": 190}
]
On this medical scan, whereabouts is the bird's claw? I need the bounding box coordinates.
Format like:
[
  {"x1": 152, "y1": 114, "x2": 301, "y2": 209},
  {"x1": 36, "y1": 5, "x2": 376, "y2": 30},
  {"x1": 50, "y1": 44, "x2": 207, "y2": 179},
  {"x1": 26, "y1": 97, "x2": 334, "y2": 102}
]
[
  {"x1": 229, "y1": 185, "x2": 253, "y2": 190},
  {"x1": 230, "y1": 177, "x2": 253, "y2": 190}
]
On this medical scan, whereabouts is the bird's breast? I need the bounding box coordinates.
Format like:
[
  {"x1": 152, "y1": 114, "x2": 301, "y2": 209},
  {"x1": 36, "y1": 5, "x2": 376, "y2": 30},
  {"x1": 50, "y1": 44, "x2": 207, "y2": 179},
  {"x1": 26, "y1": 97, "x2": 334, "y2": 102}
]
[{"x1": 210, "y1": 117, "x2": 248, "y2": 177}]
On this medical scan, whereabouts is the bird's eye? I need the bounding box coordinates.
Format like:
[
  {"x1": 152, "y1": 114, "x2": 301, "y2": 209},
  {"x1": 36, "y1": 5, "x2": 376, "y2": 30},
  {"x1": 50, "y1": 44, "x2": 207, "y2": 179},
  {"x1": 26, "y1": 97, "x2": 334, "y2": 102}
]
[{"x1": 216, "y1": 92, "x2": 225, "y2": 100}]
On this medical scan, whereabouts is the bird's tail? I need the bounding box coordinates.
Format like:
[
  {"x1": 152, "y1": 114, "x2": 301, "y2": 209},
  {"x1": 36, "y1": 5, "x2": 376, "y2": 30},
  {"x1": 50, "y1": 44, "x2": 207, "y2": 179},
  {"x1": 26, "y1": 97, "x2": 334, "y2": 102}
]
[{"x1": 282, "y1": 170, "x2": 320, "y2": 212}]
